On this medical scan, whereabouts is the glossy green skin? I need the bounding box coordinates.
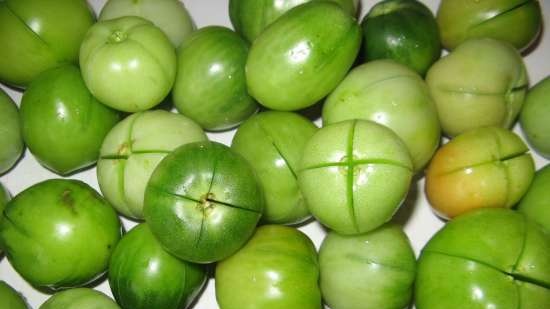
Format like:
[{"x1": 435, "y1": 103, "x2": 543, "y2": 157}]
[
  {"x1": 323, "y1": 60, "x2": 440, "y2": 172},
  {"x1": 144, "y1": 141, "x2": 263, "y2": 263},
  {"x1": 298, "y1": 120, "x2": 413, "y2": 235},
  {"x1": 109, "y1": 223, "x2": 207, "y2": 309},
  {"x1": 416, "y1": 208, "x2": 550, "y2": 309},
  {"x1": 80, "y1": 16, "x2": 176, "y2": 112},
  {"x1": 520, "y1": 76, "x2": 550, "y2": 158},
  {"x1": 40, "y1": 288, "x2": 120, "y2": 309},
  {"x1": 229, "y1": 0, "x2": 359, "y2": 42},
  {"x1": 426, "y1": 38, "x2": 527, "y2": 137},
  {"x1": 97, "y1": 110, "x2": 206, "y2": 220},
  {"x1": 232, "y1": 112, "x2": 317, "y2": 224},
  {"x1": 246, "y1": 1, "x2": 362, "y2": 111},
  {"x1": 518, "y1": 165, "x2": 550, "y2": 232},
  {"x1": 319, "y1": 224, "x2": 416, "y2": 309},
  {"x1": 0, "y1": 281, "x2": 28, "y2": 309},
  {"x1": 361, "y1": 0, "x2": 440, "y2": 76},
  {"x1": 173, "y1": 26, "x2": 258, "y2": 131},
  {"x1": 20, "y1": 65, "x2": 120, "y2": 175},
  {"x1": 0, "y1": 88, "x2": 23, "y2": 174},
  {"x1": 0, "y1": 179, "x2": 122, "y2": 291},
  {"x1": 216, "y1": 225, "x2": 321, "y2": 309},
  {"x1": 99, "y1": 0, "x2": 195, "y2": 48},
  {"x1": 0, "y1": 0, "x2": 95, "y2": 87},
  {"x1": 437, "y1": 0, "x2": 542, "y2": 51}
]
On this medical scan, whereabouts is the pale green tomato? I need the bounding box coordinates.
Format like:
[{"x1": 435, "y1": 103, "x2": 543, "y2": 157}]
[
  {"x1": 0, "y1": 88, "x2": 23, "y2": 174},
  {"x1": 0, "y1": 281, "x2": 28, "y2": 309},
  {"x1": 40, "y1": 288, "x2": 120, "y2": 309},
  {"x1": 520, "y1": 76, "x2": 550, "y2": 159},
  {"x1": 518, "y1": 165, "x2": 550, "y2": 232}
]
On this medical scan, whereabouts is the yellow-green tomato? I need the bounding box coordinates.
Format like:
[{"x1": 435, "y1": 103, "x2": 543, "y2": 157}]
[
  {"x1": 231, "y1": 111, "x2": 317, "y2": 224},
  {"x1": 518, "y1": 165, "x2": 550, "y2": 232},
  {"x1": 0, "y1": 0, "x2": 95, "y2": 87},
  {"x1": 520, "y1": 76, "x2": 550, "y2": 159},
  {"x1": 0, "y1": 88, "x2": 23, "y2": 174},
  {"x1": 426, "y1": 38, "x2": 527, "y2": 137},
  {"x1": 97, "y1": 110, "x2": 206, "y2": 220},
  {"x1": 80, "y1": 16, "x2": 176, "y2": 112},
  {"x1": 298, "y1": 120, "x2": 413, "y2": 235},
  {"x1": 40, "y1": 288, "x2": 120, "y2": 309},
  {"x1": 0, "y1": 281, "x2": 28, "y2": 309},
  {"x1": 216, "y1": 225, "x2": 321, "y2": 309},
  {"x1": 323, "y1": 60, "x2": 440, "y2": 172},
  {"x1": 99, "y1": 0, "x2": 195, "y2": 48},
  {"x1": 319, "y1": 224, "x2": 416, "y2": 309}
]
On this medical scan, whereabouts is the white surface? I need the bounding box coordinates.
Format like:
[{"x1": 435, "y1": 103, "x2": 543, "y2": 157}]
[{"x1": 1, "y1": 0, "x2": 549, "y2": 308}]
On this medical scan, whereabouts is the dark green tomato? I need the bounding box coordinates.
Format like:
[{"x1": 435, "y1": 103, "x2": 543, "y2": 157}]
[
  {"x1": 0, "y1": 281, "x2": 28, "y2": 309},
  {"x1": 229, "y1": 0, "x2": 359, "y2": 42},
  {"x1": 216, "y1": 225, "x2": 321, "y2": 309},
  {"x1": 173, "y1": 26, "x2": 258, "y2": 131},
  {"x1": 0, "y1": 179, "x2": 122, "y2": 291},
  {"x1": 0, "y1": 0, "x2": 95, "y2": 87},
  {"x1": 0, "y1": 183, "x2": 10, "y2": 255},
  {"x1": 246, "y1": 1, "x2": 362, "y2": 111},
  {"x1": 361, "y1": 0, "x2": 440, "y2": 76},
  {"x1": 0, "y1": 88, "x2": 23, "y2": 174},
  {"x1": 109, "y1": 223, "x2": 207, "y2": 309},
  {"x1": 40, "y1": 288, "x2": 120, "y2": 309},
  {"x1": 20, "y1": 65, "x2": 120, "y2": 176},
  {"x1": 518, "y1": 165, "x2": 550, "y2": 232},
  {"x1": 144, "y1": 141, "x2": 263, "y2": 263},
  {"x1": 520, "y1": 76, "x2": 550, "y2": 158},
  {"x1": 231, "y1": 111, "x2": 317, "y2": 224}
]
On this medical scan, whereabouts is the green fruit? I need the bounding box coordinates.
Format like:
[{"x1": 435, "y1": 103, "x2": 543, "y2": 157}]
[
  {"x1": 520, "y1": 76, "x2": 550, "y2": 158},
  {"x1": 0, "y1": 281, "x2": 28, "y2": 309},
  {"x1": 144, "y1": 141, "x2": 263, "y2": 263},
  {"x1": 0, "y1": 183, "x2": 10, "y2": 255},
  {"x1": 0, "y1": 88, "x2": 23, "y2": 174},
  {"x1": 246, "y1": 1, "x2": 361, "y2": 111},
  {"x1": 360, "y1": 0, "x2": 440, "y2": 75},
  {"x1": 0, "y1": 179, "x2": 122, "y2": 291},
  {"x1": 173, "y1": 26, "x2": 258, "y2": 131},
  {"x1": 109, "y1": 223, "x2": 207, "y2": 309},
  {"x1": 231, "y1": 111, "x2": 317, "y2": 224},
  {"x1": 20, "y1": 65, "x2": 120, "y2": 175},
  {"x1": 518, "y1": 165, "x2": 550, "y2": 232},
  {"x1": 40, "y1": 288, "x2": 120, "y2": 309},
  {"x1": 216, "y1": 225, "x2": 321, "y2": 309}
]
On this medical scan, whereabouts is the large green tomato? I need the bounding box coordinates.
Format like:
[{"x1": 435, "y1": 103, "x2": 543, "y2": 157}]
[
  {"x1": 319, "y1": 224, "x2": 416, "y2": 309},
  {"x1": 99, "y1": 0, "x2": 195, "y2": 48},
  {"x1": 20, "y1": 65, "x2": 120, "y2": 176},
  {"x1": 0, "y1": 88, "x2": 23, "y2": 174},
  {"x1": 40, "y1": 289, "x2": 120, "y2": 309},
  {"x1": 231, "y1": 111, "x2": 317, "y2": 224},
  {"x1": 216, "y1": 225, "x2": 321, "y2": 309},
  {"x1": 144, "y1": 141, "x2": 263, "y2": 263},
  {"x1": 426, "y1": 38, "x2": 527, "y2": 137},
  {"x1": 416, "y1": 208, "x2": 550, "y2": 309},
  {"x1": 437, "y1": 0, "x2": 542, "y2": 51},
  {"x1": 0, "y1": 179, "x2": 122, "y2": 291},
  {"x1": 518, "y1": 165, "x2": 550, "y2": 232},
  {"x1": 0, "y1": 0, "x2": 95, "y2": 87},
  {"x1": 246, "y1": 1, "x2": 361, "y2": 111},
  {"x1": 80, "y1": 16, "x2": 176, "y2": 112},
  {"x1": 323, "y1": 60, "x2": 440, "y2": 172},
  {"x1": 0, "y1": 281, "x2": 28, "y2": 309},
  {"x1": 520, "y1": 76, "x2": 550, "y2": 159},
  {"x1": 97, "y1": 110, "x2": 206, "y2": 220},
  {"x1": 229, "y1": 0, "x2": 359, "y2": 42},
  {"x1": 173, "y1": 26, "x2": 258, "y2": 131}
]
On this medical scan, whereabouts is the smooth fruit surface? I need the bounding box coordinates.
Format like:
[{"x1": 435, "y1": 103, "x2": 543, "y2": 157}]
[
  {"x1": 520, "y1": 76, "x2": 550, "y2": 158},
  {"x1": 518, "y1": 165, "x2": 550, "y2": 232},
  {"x1": 0, "y1": 88, "x2": 23, "y2": 174},
  {"x1": 40, "y1": 288, "x2": 120, "y2": 309},
  {"x1": 0, "y1": 281, "x2": 28, "y2": 309}
]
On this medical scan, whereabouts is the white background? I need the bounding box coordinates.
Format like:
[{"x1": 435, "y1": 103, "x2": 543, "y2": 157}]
[{"x1": 1, "y1": 0, "x2": 549, "y2": 308}]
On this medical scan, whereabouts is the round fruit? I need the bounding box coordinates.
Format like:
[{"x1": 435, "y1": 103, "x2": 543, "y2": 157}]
[
  {"x1": 520, "y1": 76, "x2": 550, "y2": 159},
  {"x1": 0, "y1": 88, "x2": 23, "y2": 174},
  {"x1": 40, "y1": 288, "x2": 120, "y2": 309},
  {"x1": 518, "y1": 164, "x2": 550, "y2": 232},
  {"x1": 0, "y1": 281, "x2": 28, "y2": 309}
]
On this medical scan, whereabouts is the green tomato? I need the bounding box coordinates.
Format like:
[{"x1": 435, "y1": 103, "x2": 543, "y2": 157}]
[
  {"x1": 0, "y1": 179, "x2": 122, "y2": 291},
  {"x1": 426, "y1": 38, "x2": 528, "y2": 137},
  {"x1": 231, "y1": 111, "x2": 317, "y2": 224},
  {"x1": 319, "y1": 224, "x2": 416, "y2": 309},
  {"x1": 99, "y1": 0, "x2": 195, "y2": 48},
  {"x1": 0, "y1": 182, "x2": 10, "y2": 255},
  {"x1": 0, "y1": 281, "x2": 28, "y2": 309},
  {"x1": 20, "y1": 65, "x2": 120, "y2": 176},
  {"x1": 323, "y1": 60, "x2": 440, "y2": 172},
  {"x1": 0, "y1": 88, "x2": 23, "y2": 174},
  {"x1": 109, "y1": 223, "x2": 207, "y2": 309},
  {"x1": 518, "y1": 165, "x2": 550, "y2": 232},
  {"x1": 229, "y1": 0, "x2": 359, "y2": 42},
  {"x1": 360, "y1": 0, "x2": 440, "y2": 76},
  {"x1": 437, "y1": 0, "x2": 542, "y2": 51},
  {"x1": 40, "y1": 288, "x2": 120, "y2": 309},
  {"x1": 298, "y1": 120, "x2": 413, "y2": 235},
  {"x1": 246, "y1": 1, "x2": 361, "y2": 111},
  {"x1": 416, "y1": 208, "x2": 550, "y2": 309},
  {"x1": 0, "y1": 0, "x2": 95, "y2": 87},
  {"x1": 520, "y1": 76, "x2": 550, "y2": 158},
  {"x1": 173, "y1": 26, "x2": 258, "y2": 131},
  {"x1": 144, "y1": 141, "x2": 263, "y2": 263},
  {"x1": 97, "y1": 110, "x2": 207, "y2": 220},
  {"x1": 215, "y1": 225, "x2": 321, "y2": 309},
  {"x1": 80, "y1": 16, "x2": 176, "y2": 112}
]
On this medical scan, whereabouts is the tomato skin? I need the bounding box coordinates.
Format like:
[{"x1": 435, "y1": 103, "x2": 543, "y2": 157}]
[
  {"x1": 0, "y1": 88, "x2": 23, "y2": 174},
  {"x1": 40, "y1": 288, "x2": 120, "y2": 309},
  {"x1": 0, "y1": 281, "x2": 28, "y2": 309},
  {"x1": 520, "y1": 77, "x2": 550, "y2": 159}
]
